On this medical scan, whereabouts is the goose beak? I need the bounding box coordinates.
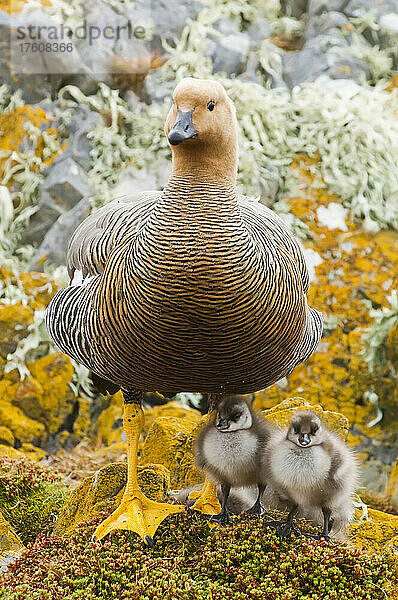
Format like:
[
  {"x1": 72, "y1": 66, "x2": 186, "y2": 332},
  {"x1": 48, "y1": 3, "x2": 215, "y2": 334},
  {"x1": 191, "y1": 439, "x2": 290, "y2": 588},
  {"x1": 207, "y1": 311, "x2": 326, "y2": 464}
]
[
  {"x1": 298, "y1": 433, "x2": 311, "y2": 446},
  {"x1": 168, "y1": 109, "x2": 198, "y2": 145},
  {"x1": 217, "y1": 418, "x2": 230, "y2": 431}
]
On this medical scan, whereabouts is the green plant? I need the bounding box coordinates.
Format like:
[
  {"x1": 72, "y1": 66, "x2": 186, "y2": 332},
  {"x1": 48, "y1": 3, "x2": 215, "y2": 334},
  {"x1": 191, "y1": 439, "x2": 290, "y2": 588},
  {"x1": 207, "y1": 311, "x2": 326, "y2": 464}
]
[{"x1": 0, "y1": 457, "x2": 67, "y2": 544}]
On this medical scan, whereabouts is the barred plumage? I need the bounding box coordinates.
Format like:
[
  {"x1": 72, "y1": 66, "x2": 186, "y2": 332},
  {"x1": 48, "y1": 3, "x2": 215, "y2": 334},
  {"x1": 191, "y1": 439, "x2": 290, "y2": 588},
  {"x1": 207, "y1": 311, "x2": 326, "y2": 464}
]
[{"x1": 46, "y1": 81, "x2": 322, "y2": 397}]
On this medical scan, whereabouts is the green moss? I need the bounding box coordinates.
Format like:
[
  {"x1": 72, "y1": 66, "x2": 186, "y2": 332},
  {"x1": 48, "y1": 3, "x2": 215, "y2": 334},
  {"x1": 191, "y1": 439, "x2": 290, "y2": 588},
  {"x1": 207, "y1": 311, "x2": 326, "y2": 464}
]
[
  {"x1": 0, "y1": 510, "x2": 394, "y2": 600},
  {"x1": 0, "y1": 457, "x2": 67, "y2": 544}
]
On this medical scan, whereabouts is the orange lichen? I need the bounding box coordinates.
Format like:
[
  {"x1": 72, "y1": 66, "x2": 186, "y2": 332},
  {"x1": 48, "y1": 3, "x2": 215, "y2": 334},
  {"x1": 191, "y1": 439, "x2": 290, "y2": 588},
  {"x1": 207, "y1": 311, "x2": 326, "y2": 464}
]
[
  {"x1": 34, "y1": 128, "x2": 69, "y2": 167},
  {"x1": 0, "y1": 302, "x2": 34, "y2": 358},
  {"x1": 350, "y1": 508, "x2": 398, "y2": 555},
  {"x1": 0, "y1": 379, "x2": 46, "y2": 444},
  {"x1": 19, "y1": 271, "x2": 61, "y2": 308},
  {"x1": 0, "y1": 105, "x2": 49, "y2": 180}
]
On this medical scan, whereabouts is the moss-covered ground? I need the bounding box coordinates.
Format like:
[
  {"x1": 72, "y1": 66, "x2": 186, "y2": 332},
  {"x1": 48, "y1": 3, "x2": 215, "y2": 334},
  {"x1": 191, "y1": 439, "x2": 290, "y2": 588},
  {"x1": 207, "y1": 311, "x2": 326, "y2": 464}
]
[
  {"x1": 0, "y1": 457, "x2": 67, "y2": 544},
  {"x1": 1, "y1": 510, "x2": 395, "y2": 600}
]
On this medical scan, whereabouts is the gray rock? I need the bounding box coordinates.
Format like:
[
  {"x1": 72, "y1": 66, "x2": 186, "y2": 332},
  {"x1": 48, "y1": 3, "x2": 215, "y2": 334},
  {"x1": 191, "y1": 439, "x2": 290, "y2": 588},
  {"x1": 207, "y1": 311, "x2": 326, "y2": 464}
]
[
  {"x1": 145, "y1": 0, "x2": 203, "y2": 48},
  {"x1": 282, "y1": 34, "x2": 370, "y2": 87},
  {"x1": 42, "y1": 157, "x2": 91, "y2": 206},
  {"x1": 64, "y1": 105, "x2": 102, "y2": 170},
  {"x1": 306, "y1": 11, "x2": 349, "y2": 38},
  {"x1": 23, "y1": 157, "x2": 91, "y2": 245},
  {"x1": 308, "y1": 0, "x2": 350, "y2": 15},
  {"x1": 29, "y1": 196, "x2": 91, "y2": 269},
  {"x1": 212, "y1": 32, "x2": 251, "y2": 76},
  {"x1": 142, "y1": 70, "x2": 175, "y2": 104},
  {"x1": 246, "y1": 18, "x2": 271, "y2": 47}
]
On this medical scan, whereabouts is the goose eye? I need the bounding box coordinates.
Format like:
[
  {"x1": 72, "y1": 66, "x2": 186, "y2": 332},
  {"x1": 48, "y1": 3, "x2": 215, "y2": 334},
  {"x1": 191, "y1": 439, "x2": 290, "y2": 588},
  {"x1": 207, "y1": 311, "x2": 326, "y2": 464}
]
[{"x1": 207, "y1": 100, "x2": 215, "y2": 111}]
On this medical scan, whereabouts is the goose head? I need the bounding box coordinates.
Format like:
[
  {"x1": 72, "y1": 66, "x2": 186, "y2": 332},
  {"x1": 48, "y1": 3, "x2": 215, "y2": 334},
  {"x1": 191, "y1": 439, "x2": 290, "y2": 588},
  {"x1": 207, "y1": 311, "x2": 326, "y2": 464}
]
[
  {"x1": 164, "y1": 78, "x2": 238, "y2": 183},
  {"x1": 287, "y1": 411, "x2": 325, "y2": 448}
]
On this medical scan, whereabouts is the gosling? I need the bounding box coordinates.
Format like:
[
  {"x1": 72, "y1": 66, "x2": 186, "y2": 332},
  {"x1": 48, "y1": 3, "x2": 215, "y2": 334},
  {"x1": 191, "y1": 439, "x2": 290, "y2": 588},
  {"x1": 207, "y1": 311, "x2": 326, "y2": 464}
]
[
  {"x1": 195, "y1": 397, "x2": 273, "y2": 524},
  {"x1": 265, "y1": 410, "x2": 359, "y2": 541}
]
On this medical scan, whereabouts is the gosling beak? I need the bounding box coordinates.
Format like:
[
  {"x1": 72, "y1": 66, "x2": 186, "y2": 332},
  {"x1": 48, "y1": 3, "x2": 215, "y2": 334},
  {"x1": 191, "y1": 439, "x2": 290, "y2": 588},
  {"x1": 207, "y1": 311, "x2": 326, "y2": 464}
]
[
  {"x1": 298, "y1": 433, "x2": 311, "y2": 446},
  {"x1": 168, "y1": 109, "x2": 198, "y2": 145},
  {"x1": 217, "y1": 418, "x2": 230, "y2": 431}
]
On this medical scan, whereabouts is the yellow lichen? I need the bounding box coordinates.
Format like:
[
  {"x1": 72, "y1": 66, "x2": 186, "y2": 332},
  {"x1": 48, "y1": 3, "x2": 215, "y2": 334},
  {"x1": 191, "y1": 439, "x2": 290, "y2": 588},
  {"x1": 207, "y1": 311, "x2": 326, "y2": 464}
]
[
  {"x1": 27, "y1": 353, "x2": 75, "y2": 434},
  {"x1": 19, "y1": 271, "x2": 61, "y2": 309},
  {"x1": 0, "y1": 426, "x2": 14, "y2": 446},
  {"x1": 72, "y1": 397, "x2": 92, "y2": 441},
  {"x1": 0, "y1": 106, "x2": 49, "y2": 180},
  {"x1": 0, "y1": 380, "x2": 46, "y2": 444},
  {"x1": 0, "y1": 0, "x2": 51, "y2": 14},
  {"x1": 261, "y1": 397, "x2": 350, "y2": 438},
  {"x1": 0, "y1": 302, "x2": 34, "y2": 358},
  {"x1": 55, "y1": 462, "x2": 171, "y2": 537},
  {"x1": 350, "y1": 508, "x2": 398, "y2": 555},
  {"x1": 141, "y1": 416, "x2": 203, "y2": 487}
]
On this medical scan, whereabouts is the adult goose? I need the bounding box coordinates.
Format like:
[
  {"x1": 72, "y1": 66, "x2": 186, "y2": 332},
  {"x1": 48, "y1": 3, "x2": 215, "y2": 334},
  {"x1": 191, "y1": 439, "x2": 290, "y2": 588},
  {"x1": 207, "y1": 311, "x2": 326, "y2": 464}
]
[{"x1": 46, "y1": 77, "x2": 323, "y2": 545}]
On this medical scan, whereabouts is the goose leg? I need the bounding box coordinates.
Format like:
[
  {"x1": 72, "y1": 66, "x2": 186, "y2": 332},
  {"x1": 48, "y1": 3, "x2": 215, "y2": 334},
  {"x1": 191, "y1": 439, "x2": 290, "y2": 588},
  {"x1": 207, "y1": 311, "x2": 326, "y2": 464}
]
[
  {"x1": 315, "y1": 507, "x2": 334, "y2": 543},
  {"x1": 93, "y1": 390, "x2": 183, "y2": 546},
  {"x1": 189, "y1": 394, "x2": 222, "y2": 516},
  {"x1": 265, "y1": 504, "x2": 301, "y2": 539},
  {"x1": 245, "y1": 484, "x2": 266, "y2": 517},
  {"x1": 210, "y1": 484, "x2": 231, "y2": 524}
]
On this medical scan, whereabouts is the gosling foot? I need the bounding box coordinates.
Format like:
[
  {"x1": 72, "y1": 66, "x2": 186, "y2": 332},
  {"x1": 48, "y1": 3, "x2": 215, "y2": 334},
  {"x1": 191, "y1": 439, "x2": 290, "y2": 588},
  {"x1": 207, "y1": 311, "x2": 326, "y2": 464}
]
[
  {"x1": 208, "y1": 507, "x2": 231, "y2": 525},
  {"x1": 92, "y1": 488, "x2": 183, "y2": 545},
  {"x1": 245, "y1": 500, "x2": 265, "y2": 518}
]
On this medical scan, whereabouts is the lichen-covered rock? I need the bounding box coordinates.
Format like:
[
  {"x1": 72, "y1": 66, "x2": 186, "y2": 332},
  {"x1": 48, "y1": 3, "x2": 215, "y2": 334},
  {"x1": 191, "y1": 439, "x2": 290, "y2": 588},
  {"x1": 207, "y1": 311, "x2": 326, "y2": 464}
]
[
  {"x1": 25, "y1": 353, "x2": 75, "y2": 435},
  {"x1": 261, "y1": 396, "x2": 350, "y2": 438},
  {"x1": 350, "y1": 508, "x2": 398, "y2": 556},
  {"x1": 55, "y1": 462, "x2": 170, "y2": 537},
  {"x1": 141, "y1": 416, "x2": 203, "y2": 488},
  {"x1": 0, "y1": 512, "x2": 24, "y2": 572},
  {"x1": 387, "y1": 321, "x2": 398, "y2": 369},
  {"x1": 0, "y1": 303, "x2": 33, "y2": 358},
  {"x1": 0, "y1": 427, "x2": 14, "y2": 447}
]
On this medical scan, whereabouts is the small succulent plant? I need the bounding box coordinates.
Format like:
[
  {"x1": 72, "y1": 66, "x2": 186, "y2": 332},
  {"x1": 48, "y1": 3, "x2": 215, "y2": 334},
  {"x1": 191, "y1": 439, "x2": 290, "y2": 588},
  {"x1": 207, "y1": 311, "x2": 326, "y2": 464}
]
[{"x1": 0, "y1": 509, "x2": 393, "y2": 600}]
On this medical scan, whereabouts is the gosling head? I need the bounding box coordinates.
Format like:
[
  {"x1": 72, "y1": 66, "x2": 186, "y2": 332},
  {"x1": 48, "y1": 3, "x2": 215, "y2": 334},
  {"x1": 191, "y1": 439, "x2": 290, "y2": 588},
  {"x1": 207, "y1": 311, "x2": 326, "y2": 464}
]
[
  {"x1": 215, "y1": 398, "x2": 252, "y2": 433},
  {"x1": 287, "y1": 411, "x2": 324, "y2": 448},
  {"x1": 164, "y1": 77, "x2": 238, "y2": 182}
]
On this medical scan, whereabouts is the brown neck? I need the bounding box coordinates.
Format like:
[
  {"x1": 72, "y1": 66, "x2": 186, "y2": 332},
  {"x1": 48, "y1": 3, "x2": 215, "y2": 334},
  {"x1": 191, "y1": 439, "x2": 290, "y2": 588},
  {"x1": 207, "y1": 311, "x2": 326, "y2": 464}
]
[{"x1": 170, "y1": 140, "x2": 238, "y2": 187}]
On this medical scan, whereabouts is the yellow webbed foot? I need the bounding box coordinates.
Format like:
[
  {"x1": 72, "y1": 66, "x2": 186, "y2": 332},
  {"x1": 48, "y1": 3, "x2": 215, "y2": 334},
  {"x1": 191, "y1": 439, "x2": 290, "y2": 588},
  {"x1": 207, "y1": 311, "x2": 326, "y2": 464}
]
[
  {"x1": 93, "y1": 488, "x2": 183, "y2": 546},
  {"x1": 189, "y1": 479, "x2": 221, "y2": 516}
]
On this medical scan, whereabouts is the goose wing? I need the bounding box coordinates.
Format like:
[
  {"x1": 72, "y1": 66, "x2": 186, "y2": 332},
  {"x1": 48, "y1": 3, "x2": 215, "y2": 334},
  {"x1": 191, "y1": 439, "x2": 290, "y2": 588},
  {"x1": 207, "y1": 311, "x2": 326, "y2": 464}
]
[
  {"x1": 67, "y1": 191, "x2": 160, "y2": 281},
  {"x1": 47, "y1": 191, "x2": 160, "y2": 378}
]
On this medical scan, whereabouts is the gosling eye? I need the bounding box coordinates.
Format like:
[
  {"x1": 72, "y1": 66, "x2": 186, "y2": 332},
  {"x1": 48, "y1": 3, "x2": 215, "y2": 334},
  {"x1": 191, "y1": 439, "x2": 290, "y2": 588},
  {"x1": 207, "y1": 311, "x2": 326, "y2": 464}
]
[
  {"x1": 293, "y1": 427, "x2": 300, "y2": 435},
  {"x1": 231, "y1": 412, "x2": 241, "y2": 421},
  {"x1": 207, "y1": 100, "x2": 215, "y2": 111},
  {"x1": 311, "y1": 426, "x2": 319, "y2": 435}
]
